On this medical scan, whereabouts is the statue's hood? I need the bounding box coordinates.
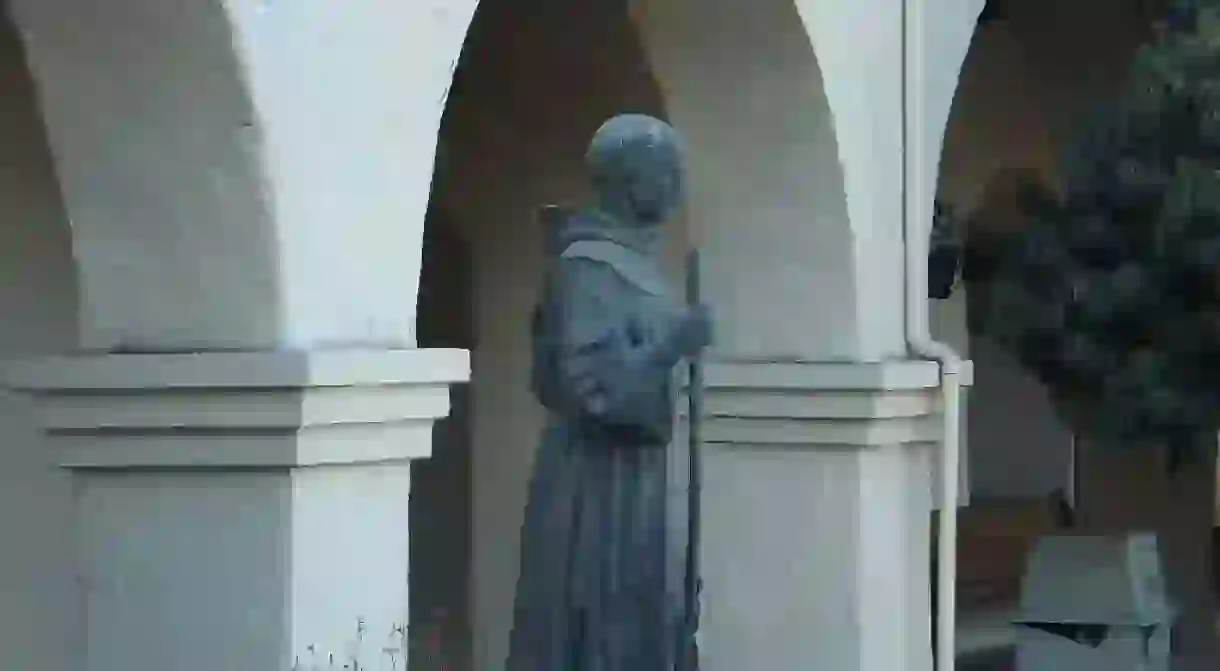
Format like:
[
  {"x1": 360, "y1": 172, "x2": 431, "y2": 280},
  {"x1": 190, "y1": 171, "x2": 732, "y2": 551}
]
[{"x1": 542, "y1": 205, "x2": 660, "y2": 257}]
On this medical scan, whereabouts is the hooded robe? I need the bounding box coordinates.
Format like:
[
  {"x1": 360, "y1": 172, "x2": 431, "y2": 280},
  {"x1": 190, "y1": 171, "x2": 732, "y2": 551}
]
[{"x1": 508, "y1": 115, "x2": 690, "y2": 671}]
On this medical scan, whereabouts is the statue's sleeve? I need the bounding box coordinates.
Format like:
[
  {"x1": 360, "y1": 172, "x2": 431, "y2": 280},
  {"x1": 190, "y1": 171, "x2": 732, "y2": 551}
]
[{"x1": 556, "y1": 256, "x2": 680, "y2": 436}]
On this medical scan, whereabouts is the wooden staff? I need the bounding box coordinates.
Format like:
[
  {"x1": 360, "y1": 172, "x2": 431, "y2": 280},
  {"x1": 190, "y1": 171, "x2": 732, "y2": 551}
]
[{"x1": 676, "y1": 248, "x2": 704, "y2": 671}]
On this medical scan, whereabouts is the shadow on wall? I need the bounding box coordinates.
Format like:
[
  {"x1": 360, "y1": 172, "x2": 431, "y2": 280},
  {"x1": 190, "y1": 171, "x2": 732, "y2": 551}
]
[
  {"x1": 0, "y1": 5, "x2": 81, "y2": 671},
  {"x1": 411, "y1": 212, "x2": 476, "y2": 671}
]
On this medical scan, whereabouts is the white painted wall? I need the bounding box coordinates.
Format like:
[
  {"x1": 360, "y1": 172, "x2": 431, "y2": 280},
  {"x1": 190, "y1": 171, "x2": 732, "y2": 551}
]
[
  {"x1": 0, "y1": 9, "x2": 79, "y2": 671},
  {"x1": 220, "y1": 0, "x2": 478, "y2": 349}
]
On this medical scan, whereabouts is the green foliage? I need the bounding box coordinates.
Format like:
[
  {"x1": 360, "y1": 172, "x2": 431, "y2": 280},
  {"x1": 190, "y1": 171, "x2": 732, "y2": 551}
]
[{"x1": 974, "y1": 0, "x2": 1220, "y2": 460}]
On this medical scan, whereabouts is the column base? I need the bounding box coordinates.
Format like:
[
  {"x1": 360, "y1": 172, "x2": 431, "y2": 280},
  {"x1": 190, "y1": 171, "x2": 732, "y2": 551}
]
[
  {"x1": 681, "y1": 358, "x2": 972, "y2": 671},
  {"x1": 5, "y1": 348, "x2": 470, "y2": 671}
]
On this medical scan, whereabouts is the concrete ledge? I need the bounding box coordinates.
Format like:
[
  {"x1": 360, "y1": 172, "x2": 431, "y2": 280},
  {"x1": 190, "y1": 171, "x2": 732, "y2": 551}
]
[
  {"x1": 701, "y1": 357, "x2": 974, "y2": 391},
  {"x1": 2, "y1": 349, "x2": 471, "y2": 468},
  {"x1": 700, "y1": 415, "x2": 941, "y2": 447},
  {"x1": 2, "y1": 347, "x2": 471, "y2": 390},
  {"x1": 680, "y1": 358, "x2": 973, "y2": 447},
  {"x1": 34, "y1": 384, "x2": 453, "y2": 430}
]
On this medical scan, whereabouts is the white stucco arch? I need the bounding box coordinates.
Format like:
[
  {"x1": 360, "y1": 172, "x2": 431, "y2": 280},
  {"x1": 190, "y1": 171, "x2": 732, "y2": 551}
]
[
  {"x1": 7, "y1": 0, "x2": 282, "y2": 351},
  {"x1": 3, "y1": 0, "x2": 990, "y2": 368},
  {"x1": 637, "y1": 0, "x2": 985, "y2": 361},
  {"x1": 635, "y1": 0, "x2": 867, "y2": 359},
  {"x1": 8, "y1": 0, "x2": 483, "y2": 352},
  {"x1": 428, "y1": 0, "x2": 912, "y2": 666},
  {"x1": 7, "y1": 0, "x2": 962, "y2": 360},
  {"x1": 426, "y1": 2, "x2": 995, "y2": 669}
]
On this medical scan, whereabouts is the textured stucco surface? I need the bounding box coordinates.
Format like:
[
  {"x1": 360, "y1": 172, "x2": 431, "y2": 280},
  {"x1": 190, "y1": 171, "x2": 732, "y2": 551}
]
[{"x1": 8, "y1": 0, "x2": 281, "y2": 350}]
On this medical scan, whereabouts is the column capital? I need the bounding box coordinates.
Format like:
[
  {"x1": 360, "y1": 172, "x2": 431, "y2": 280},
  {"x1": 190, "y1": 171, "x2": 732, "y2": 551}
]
[
  {"x1": 3, "y1": 348, "x2": 471, "y2": 469},
  {"x1": 687, "y1": 358, "x2": 974, "y2": 448}
]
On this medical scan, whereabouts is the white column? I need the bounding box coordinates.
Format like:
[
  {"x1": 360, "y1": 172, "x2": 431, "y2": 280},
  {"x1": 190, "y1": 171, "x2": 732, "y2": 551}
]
[
  {"x1": 683, "y1": 360, "x2": 971, "y2": 671},
  {"x1": 5, "y1": 348, "x2": 469, "y2": 671},
  {"x1": 632, "y1": 1, "x2": 985, "y2": 666}
]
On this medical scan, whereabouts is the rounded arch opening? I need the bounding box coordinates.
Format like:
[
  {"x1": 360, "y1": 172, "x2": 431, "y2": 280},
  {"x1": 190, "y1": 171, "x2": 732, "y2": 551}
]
[
  {"x1": 931, "y1": 0, "x2": 1217, "y2": 663},
  {"x1": 414, "y1": 0, "x2": 855, "y2": 669},
  {"x1": 415, "y1": 2, "x2": 674, "y2": 669}
]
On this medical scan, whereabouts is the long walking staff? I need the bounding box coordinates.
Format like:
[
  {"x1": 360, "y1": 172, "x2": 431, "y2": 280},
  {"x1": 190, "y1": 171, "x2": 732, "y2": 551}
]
[{"x1": 676, "y1": 248, "x2": 704, "y2": 671}]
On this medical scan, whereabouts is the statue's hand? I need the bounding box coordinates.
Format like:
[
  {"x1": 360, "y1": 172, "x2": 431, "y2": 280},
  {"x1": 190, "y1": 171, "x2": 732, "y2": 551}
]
[{"x1": 676, "y1": 303, "x2": 714, "y2": 356}]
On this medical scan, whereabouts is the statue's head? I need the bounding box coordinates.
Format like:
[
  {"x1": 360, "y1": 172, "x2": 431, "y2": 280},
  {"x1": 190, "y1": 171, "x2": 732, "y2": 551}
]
[{"x1": 586, "y1": 114, "x2": 685, "y2": 227}]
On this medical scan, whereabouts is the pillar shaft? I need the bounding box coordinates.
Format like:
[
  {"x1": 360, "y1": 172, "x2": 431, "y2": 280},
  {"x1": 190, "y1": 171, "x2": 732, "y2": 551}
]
[
  {"x1": 681, "y1": 360, "x2": 971, "y2": 671},
  {"x1": 5, "y1": 348, "x2": 469, "y2": 671}
]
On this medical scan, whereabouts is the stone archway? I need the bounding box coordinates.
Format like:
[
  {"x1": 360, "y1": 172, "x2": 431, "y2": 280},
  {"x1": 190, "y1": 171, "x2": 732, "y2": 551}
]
[
  {"x1": 424, "y1": 0, "x2": 877, "y2": 668},
  {"x1": 422, "y1": 0, "x2": 989, "y2": 669},
  {"x1": 0, "y1": 0, "x2": 991, "y2": 668},
  {"x1": 6, "y1": 0, "x2": 482, "y2": 353}
]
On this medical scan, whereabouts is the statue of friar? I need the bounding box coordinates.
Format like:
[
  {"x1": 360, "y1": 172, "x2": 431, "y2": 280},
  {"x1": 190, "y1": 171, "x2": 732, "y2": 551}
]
[{"x1": 507, "y1": 114, "x2": 713, "y2": 671}]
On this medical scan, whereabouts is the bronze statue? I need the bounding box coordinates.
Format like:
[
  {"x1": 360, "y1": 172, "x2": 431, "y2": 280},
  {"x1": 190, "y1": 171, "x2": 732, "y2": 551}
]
[{"x1": 508, "y1": 114, "x2": 712, "y2": 671}]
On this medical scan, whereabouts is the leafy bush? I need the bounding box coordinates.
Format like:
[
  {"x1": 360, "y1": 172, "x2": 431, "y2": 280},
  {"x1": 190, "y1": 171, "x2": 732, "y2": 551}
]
[{"x1": 971, "y1": 0, "x2": 1220, "y2": 466}]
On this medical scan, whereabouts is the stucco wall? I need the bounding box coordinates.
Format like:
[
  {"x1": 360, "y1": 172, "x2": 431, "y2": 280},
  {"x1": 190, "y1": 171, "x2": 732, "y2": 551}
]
[
  {"x1": 7, "y1": 0, "x2": 285, "y2": 352},
  {"x1": 0, "y1": 10, "x2": 79, "y2": 671}
]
